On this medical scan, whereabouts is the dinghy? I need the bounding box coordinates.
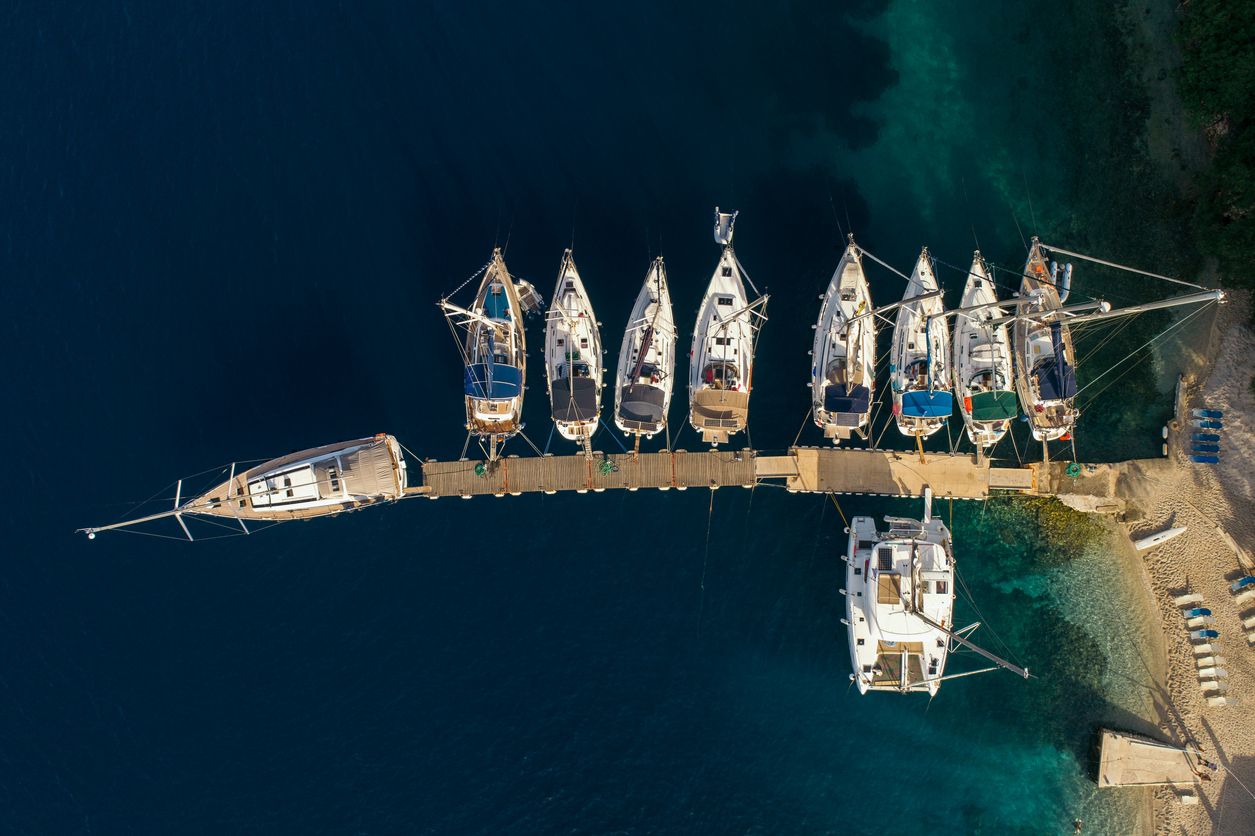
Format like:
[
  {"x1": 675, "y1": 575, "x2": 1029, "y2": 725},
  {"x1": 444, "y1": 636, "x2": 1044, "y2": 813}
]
[
  {"x1": 811, "y1": 234, "x2": 875, "y2": 443},
  {"x1": 439, "y1": 249, "x2": 528, "y2": 461},
  {"x1": 689, "y1": 208, "x2": 768, "y2": 446},
  {"x1": 613, "y1": 257, "x2": 676, "y2": 442},
  {"x1": 890, "y1": 248, "x2": 952, "y2": 441},
  {"x1": 951, "y1": 251, "x2": 1016, "y2": 449},
  {"x1": 545, "y1": 250, "x2": 604, "y2": 449},
  {"x1": 1134, "y1": 526, "x2": 1186, "y2": 551}
]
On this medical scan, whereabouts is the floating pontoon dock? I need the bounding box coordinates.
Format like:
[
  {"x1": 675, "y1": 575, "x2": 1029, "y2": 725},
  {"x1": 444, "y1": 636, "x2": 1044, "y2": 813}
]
[{"x1": 1097, "y1": 729, "x2": 1203, "y2": 787}]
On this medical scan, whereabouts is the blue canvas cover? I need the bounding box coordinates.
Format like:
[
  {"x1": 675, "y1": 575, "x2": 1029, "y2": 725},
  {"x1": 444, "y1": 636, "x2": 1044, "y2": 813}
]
[
  {"x1": 900, "y1": 390, "x2": 953, "y2": 418},
  {"x1": 824, "y1": 384, "x2": 871, "y2": 417},
  {"x1": 464, "y1": 363, "x2": 522, "y2": 399},
  {"x1": 1034, "y1": 322, "x2": 1077, "y2": 401}
]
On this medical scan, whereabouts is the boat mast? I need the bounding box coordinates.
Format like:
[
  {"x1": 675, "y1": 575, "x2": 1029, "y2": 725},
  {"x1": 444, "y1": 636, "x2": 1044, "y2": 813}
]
[{"x1": 1052, "y1": 289, "x2": 1224, "y2": 326}]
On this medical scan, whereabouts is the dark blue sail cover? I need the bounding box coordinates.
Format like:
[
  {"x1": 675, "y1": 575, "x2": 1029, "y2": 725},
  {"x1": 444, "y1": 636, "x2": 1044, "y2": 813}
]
[
  {"x1": 900, "y1": 390, "x2": 953, "y2": 418},
  {"x1": 824, "y1": 384, "x2": 871, "y2": 417},
  {"x1": 1034, "y1": 322, "x2": 1077, "y2": 401},
  {"x1": 464, "y1": 363, "x2": 522, "y2": 399}
]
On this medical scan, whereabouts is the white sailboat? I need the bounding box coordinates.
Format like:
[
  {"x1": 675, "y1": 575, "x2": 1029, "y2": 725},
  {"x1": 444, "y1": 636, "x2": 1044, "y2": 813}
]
[
  {"x1": 890, "y1": 248, "x2": 952, "y2": 440},
  {"x1": 439, "y1": 248, "x2": 528, "y2": 462},
  {"x1": 952, "y1": 251, "x2": 1016, "y2": 449},
  {"x1": 689, "y1": 208, "x2": 768, "y2": 446},
  {"x1": 843, "y1": 488, "x2": 1029, "y2": 695},
  {"x1": 545, "y1": 249, "x2": 603, "y2": 447},
  {"x1": 79, "y1": 435, "x2": 410, "y2": 540},
  {"x1": 613, "y1": 256, "x2": 676, "y2": 442},
  {"x1": 811, "y1": 234, "x2": 875, "y2": 443},
  {"x1": 1013, "y1": 238, "x2": 1078, "y2": 443}
]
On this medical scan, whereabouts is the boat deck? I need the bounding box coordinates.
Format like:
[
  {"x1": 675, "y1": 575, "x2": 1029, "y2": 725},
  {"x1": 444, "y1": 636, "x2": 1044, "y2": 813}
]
[{"x1": 418, "y1": 447, "x2": 1046, "y2": 500}]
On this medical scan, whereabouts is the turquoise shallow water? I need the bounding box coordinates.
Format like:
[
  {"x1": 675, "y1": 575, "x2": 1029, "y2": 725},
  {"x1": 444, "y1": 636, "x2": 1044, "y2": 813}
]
[{"x1": 1, "y1": 0, "x2": 1193, "y2": 832}]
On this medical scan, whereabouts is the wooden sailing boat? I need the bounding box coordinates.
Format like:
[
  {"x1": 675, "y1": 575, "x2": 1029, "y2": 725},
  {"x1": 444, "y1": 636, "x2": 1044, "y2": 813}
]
[
  {"x1": 1013, "y1": 238, "x2": 1077, "y2": 443},
  {"x1": 613, "y1": 256, "x2": 676, "y2": 443},
  {"x1": 439, "y1": 248, "x2": 528, "y2": 462},
  {"x1": 1005, "y1": 237, "x2": 1225, "y2": 455},
  {"x1": 545, "y1": 249, "x2": 603, "y2": 450},
  {"x1": 842, "y1": 488, "x2": 1029, "y2": 695},
  {"x1": 890, "y1": 248, "x2": 952, "y2": 441},
  {"x1": 78, "y1": 435, "x2": 410, "y2": 540},
  {"x1": 688, "y1": 208, "x2": 768, "y2": 446},
  {"x1": 811, "y1": 234, "x2": 875, "y2": 444},
  {"x1": 952, "y1": 251, "x2": 1016, "y2": 449}
]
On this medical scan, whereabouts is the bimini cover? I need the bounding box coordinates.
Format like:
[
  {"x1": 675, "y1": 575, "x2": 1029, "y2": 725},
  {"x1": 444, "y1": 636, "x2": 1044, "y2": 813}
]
[
  {"x1": 464, "y1": 363, "x2": 522, "y2": 399},
  {"x1": 619, "y1": 384, "x2": 665, "y2": 427},
  {"x1": 551, "y1": 377, "x2": 599, "y2": 422},
  {"x1": 824, "y1": 384, "x2": 871, "y2": 424},
  {"x1": 901, "y1": 390, "x2": 953, "y2": 418},
  {"x1": 969, "y1": 390, "x2": 1018, "y2": 421}
]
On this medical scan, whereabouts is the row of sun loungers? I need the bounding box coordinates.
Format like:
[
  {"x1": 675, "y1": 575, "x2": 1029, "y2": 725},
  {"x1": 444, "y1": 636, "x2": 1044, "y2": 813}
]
[{"x1": 1175, "y1": 592, "x2": 1241, "y2": 707}]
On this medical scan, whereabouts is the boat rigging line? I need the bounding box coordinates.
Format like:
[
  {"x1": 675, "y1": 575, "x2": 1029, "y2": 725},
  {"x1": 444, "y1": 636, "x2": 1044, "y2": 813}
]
[
  {"x1": 1040, "y1": 244, "x2": 1207, "y2": 291},
  {"x1": 1077, "y1": 302, "x2": 1215, "y2": 404}
]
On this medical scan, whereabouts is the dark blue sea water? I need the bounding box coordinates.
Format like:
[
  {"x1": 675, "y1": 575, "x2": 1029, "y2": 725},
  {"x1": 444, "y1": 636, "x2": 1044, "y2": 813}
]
[{"x1": 3, "y1": 1, "x2": 1195, "y2": 833}]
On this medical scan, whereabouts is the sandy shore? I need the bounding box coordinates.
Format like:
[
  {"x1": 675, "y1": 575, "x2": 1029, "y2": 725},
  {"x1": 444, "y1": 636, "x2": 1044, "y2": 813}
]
[{"x1": 1113, "y1": 292, "x2": 1255, "y2": 833}]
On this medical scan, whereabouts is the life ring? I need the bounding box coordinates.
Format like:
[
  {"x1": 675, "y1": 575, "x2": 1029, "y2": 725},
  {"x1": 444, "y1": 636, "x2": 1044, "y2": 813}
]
[{"x1": 1065, "y1": 462, "x2": 1082, "y2": 478}]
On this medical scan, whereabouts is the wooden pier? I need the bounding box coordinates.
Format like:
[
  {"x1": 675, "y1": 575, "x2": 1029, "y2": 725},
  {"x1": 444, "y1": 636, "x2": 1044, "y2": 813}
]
[
  {"x1": 1097, "y1": 730, "x2": 1203, "y2": 787},
  {"x1": 417, "y1": 447, "x2": 1042, "y2": 500}
]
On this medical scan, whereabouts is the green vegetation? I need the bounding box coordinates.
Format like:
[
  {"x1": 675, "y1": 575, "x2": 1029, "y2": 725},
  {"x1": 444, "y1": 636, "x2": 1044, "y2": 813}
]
[{"x1": 1177, "y1": 0, "x2": 1255, "y2": 287}]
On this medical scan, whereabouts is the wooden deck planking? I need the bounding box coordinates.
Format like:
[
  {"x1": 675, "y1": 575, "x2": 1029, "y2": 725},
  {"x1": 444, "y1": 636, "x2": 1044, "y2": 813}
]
[
  {"x1": 421, "y1": 450, "x2": 759, "y2": 499},
  {"x1": 1097, "y1": 730, "x2": 1200, "y2": 787},
  {"x1": 417, "y1": 447, "x2": 1048, "y2": 500}
]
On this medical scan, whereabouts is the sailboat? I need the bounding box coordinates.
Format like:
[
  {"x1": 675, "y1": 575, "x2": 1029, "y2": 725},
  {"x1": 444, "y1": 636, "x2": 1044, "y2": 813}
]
[
  {"x1": 811, "y1": 234, "x2": 875, "y2": 444},
  {"x1": 613, "y1": 256, "x2": 676, "y2": 442},
  {"x1": 439, "y1": 248, "x2": 529, "y2": 462},
  {"x1": 1013, "y1": 238, "x2": 1078, "y2": 442},
  {"x1": 545, "y1": 250, "x2": 603, "y2": 448},
  {"x1": 890, "y1": 248, "x2": 952, "y2": 440},
  {"x1": 843, "y1": 488, "x2": 1029, "y2": 695},
  {"x1": 78, "y1": 435, "x2": 410, "y2": 540},
  {"x1": 951, "y1": 251, "x2": 1016, "y2": 449},
  {"x1": 689, "y1": 208, "x2": 768, "y2": 446}
]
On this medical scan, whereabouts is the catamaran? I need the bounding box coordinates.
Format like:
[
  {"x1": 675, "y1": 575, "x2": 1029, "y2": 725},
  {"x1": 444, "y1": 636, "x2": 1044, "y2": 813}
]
[
  {"x1": 689, "y1": 208, "x2": 768, "y2": 446},
  {"x1": 1013, "y1": 238, "x2": 1078, "y2": 443},
  {"x1": 545, "y1": 250, "x2": 603, "y2": 450},
  {"x1": 613, "y1": 256, "x2": 676, "y2": 444},
  {"x1": 439, "y1": 248, "x2": 530, "y2": 462},
  {"x1": 811, "y1": 234, "x2": 875, "y2": 443},
  {"x1": 78, "y1": 435, "x2": 410, "y2": 540},
  {"x1": 890, "y1": 248, "x2": 952, "y2": 441},
  {"x1": 842, "y1": 488, "x2": 1029, "y2": 695},
  {"x1": 951, "y1": 251, "x2": 1016, "y2": 449}
]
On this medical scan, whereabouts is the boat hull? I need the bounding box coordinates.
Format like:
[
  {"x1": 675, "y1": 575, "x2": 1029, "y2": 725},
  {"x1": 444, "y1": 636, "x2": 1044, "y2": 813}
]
[
  {"x1": 952, "y1": 254, "x2": 1015, "y2": 449},
  {"x1": 545, "y1": 251, "x2": 604, "y2": 443},
  {"x1": 689, "y1": 245, "x2": 758, "y2": 445},
  {"x1": 812, "y1": 240, "x2": 875, "y2": 444},
  {"x1": 890, "y1": 249, "x2": 952, "y2": 439},
  {"x1": 614, "y1": 258, "x2": 675, "y2": 439}
]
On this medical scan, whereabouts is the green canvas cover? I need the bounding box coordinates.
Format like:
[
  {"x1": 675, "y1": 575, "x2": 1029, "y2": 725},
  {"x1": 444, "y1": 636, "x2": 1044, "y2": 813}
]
[{"x1": 969, "y1": 390, "x2": 1018, "y2": 421}]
